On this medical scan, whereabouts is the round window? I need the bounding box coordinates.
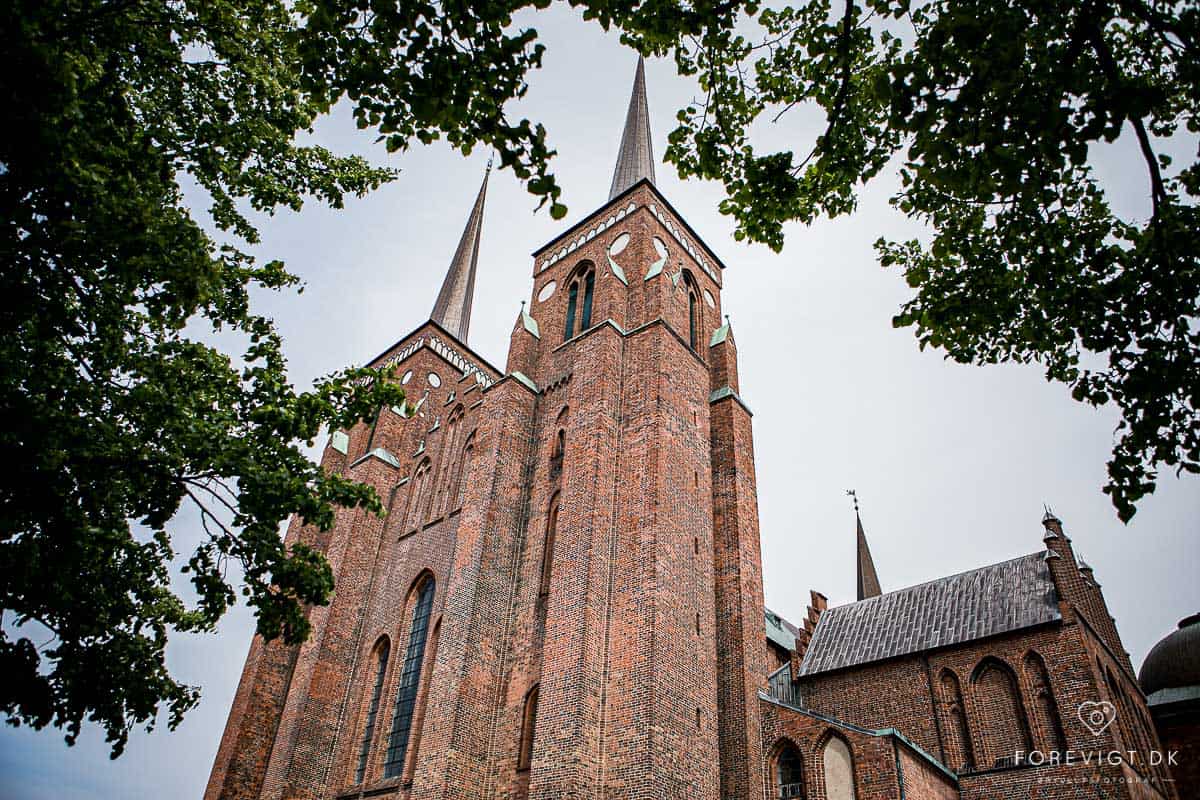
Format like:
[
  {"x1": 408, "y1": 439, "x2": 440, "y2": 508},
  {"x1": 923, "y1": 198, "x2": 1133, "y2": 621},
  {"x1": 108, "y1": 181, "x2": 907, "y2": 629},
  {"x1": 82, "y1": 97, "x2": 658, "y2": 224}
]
[
  {"x1": 401, "y1": 370, "x2": 413, "y2": 384},
  {"x1": 428, "y1": 372, "x2": 442, "y2": 388},
  {"x1": 609, "y1": 232, "x2": 630, "y2": 256},
  {"x1": 537, "y1": 280, "x2": 557, "y2": 302}
]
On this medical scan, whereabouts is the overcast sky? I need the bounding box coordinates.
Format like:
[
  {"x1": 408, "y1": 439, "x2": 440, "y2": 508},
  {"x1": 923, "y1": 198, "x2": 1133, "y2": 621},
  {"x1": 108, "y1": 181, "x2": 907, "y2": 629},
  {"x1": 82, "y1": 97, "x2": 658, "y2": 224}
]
[{"x1": 3, "y1": 6, "x2": 1196, "y2": 799}]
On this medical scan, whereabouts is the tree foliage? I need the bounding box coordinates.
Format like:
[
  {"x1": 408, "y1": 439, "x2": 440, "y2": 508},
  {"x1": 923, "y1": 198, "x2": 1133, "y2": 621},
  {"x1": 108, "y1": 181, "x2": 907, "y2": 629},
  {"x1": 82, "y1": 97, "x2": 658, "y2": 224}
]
[
  {"x1": 662, "y1": 0, "x2": 1199, "y2": 521},
  {"x1": 3, "y1": 0, "x2": 1194, "y2": 759}
]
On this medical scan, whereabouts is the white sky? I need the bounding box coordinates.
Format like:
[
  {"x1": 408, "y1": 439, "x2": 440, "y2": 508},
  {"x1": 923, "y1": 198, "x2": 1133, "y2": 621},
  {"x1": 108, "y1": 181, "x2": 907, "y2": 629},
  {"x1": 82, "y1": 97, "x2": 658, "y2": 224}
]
[{"x1": 2, "y1": 7, "x2": 1195, "y2": 799}]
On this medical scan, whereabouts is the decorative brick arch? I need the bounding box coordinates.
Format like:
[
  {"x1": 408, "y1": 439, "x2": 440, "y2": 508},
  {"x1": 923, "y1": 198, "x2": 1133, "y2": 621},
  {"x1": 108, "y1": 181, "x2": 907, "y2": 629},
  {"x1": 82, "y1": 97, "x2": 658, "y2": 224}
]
[
  {"x1": 766, "y1": 736, "x2": 806, "y2": 799},
  {"x1": 816, "y1": 730, "x2": 856, "y2": 800},
  {"x1": 351, "y1": 635, "x2": 391, "y2": 785},
  {"x1": 1022, "y1": 650, "x2": 1066, "y2": 754},
  {"x1": 937, "y1": 668, "x2": 975, "y2": 772},
  {"x1": 969, "y1": 656, "x2": 1032, "y2": 768}
]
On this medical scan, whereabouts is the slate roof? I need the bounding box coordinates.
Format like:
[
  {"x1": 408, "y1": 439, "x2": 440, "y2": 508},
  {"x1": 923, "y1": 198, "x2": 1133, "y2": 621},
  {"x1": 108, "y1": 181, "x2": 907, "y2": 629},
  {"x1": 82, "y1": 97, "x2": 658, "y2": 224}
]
[
  {"x1": 430, "y1": 165, "x2": 489, "y2": 342},
  {"x1": 609, "y1": 57, "x2": 656, "y2": 200},
  {"x1": 798, "y1": 552, "x2": 1061, "y2": 677}
]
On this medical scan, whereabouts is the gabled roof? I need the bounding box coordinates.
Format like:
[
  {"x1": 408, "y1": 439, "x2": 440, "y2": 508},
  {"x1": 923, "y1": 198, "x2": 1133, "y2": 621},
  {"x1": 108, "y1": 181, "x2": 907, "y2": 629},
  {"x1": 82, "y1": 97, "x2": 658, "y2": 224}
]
[{"x1": 799, "y1": 552, "x2": 1061, "y2": 677}]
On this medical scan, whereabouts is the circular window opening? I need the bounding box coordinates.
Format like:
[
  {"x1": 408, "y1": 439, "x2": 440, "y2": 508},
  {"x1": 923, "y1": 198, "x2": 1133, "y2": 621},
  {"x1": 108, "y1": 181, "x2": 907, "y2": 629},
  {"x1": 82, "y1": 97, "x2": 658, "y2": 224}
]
[
  {"x1": 428, "y1": 372, "x2": 442, "y2": 388},
  {"x1": 609, "y1": 232, "x2": 631, "y2": 256},
  {"x1": 537, "y1": 281, "x2": 557, "y2": 302},
  {"x1": 401, "y1": 370, "x2": 413, "y2": 385}
]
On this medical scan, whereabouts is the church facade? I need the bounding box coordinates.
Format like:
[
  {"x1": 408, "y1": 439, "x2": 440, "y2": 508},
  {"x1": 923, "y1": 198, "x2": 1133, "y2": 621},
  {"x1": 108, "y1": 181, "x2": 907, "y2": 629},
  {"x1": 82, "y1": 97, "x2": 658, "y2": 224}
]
[{"x1": 205, "y1": 59, "x2": 1180, "y2": 800}]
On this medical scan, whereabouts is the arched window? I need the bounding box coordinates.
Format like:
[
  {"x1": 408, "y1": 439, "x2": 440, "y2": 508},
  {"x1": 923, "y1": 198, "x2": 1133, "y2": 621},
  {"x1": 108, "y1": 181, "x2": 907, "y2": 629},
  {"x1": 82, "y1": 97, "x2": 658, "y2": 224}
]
[
  {"x1": 774, "y1": 741, "x2": 804, "y2": 799},
  {"x1": 383, "y1": 577, "x2": 436, "y2": 777},
  {"x1": 1023, "y1": 652, "x2": 1065, "y2": 754},
  {"x1": 971, "y1": 658, "x2": 1031, "y2": 767},
  {"x1": 517, "y1": 684, "x2": 539, "y2": 771},
  {"x1": 688, "y1": 287, "x2": 698, "y2": 349},
  {"x1": 822, "y1": 735, "x2": 856, "y2": 800},
  {"x1": 403, "y1": 617, "x2": 440, "y2": 781},
  {"x1": 355, "y1": 638, "x2": 390, "y2": 784},
  {"x1": 454, "y1": 434, "x2": 474, "y2": 510},
  {"x1": 580, "y1": 269, "x2": 595, "y2": 330},
  {"x1": 563, "y1": 266, "x2": 595, "y2": 340},
  {"x1": 550, "y1": 429, "x2": 565, "y2": 482},
  {"x1": 405, "y1": 460, "x2": 431, "y2": 534},
  {"x1": 564, "y1": 281, "x2": 578, "y2": 341},
  {"x1": 539, "y1": 495, "x2": 559, "y2": 599},
  {"x1": 939, "y1": 669, "x2": 975, "y2": 772}
]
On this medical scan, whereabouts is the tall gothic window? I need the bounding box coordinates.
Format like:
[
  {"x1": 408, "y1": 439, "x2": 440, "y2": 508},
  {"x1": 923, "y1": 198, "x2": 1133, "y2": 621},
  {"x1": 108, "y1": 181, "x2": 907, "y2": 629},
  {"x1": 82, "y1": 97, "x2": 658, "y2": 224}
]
[
  {"x1": 580, "y1": 269, "x2": 595, "y2": 330},
  {"x1": 564, "y1": 282, "x2": 578, "y2": 341},
  {"x1": 939, "y1": 669, "x2": 975, "y2": 772},
  {"x1": 688, "y1": 288, "x2": 698, "y2": 349},
  {"x1": 971, "y1": 658, "x2": 1031, "y2": 767},
  {"x1": 405, "y1": 461, "x2": 431, "y2": 534},
  {"x1": 355, "y1": 639, "x2": 390, "y2": 784},
  {"x1": 775, "y1": 741, "x2": 804, "y2": 799},
  {"x1": 383, "y1": 577, "x2": 436, "y2": 777},
  {"x1": 539, "y1": 495, "x2": 560, "y2": 599},
  {"x1": 451, "y1": 433, "x2": 474, "y2": 512},
  {"x1": 517, "y1": 684, "x2": 539, "y2": 770},
  {"x1": 822, "y1": 735, "x2": 855, "y2": 800},
  {"x1": 1023, "y1": 651, "x2": 1065, "y2": 754}
]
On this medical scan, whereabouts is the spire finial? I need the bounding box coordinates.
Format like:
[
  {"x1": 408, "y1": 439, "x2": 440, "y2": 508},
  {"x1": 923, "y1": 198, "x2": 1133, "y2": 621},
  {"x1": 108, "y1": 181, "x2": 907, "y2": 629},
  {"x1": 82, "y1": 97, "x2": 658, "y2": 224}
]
[
  {"x1": 430, "y1": 164, "x2": 490, "y2": 342},
  {"x1": 847, "y1": 490, "x2": 882, "y2": 600},
  {"x1": 609, "y1": 55, "x2": 656, "y2": 200}
]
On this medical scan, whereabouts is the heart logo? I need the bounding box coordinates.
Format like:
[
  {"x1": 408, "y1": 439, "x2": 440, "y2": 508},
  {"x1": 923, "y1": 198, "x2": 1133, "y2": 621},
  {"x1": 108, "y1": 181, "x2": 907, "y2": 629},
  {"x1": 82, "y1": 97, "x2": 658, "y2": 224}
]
[{"x1": 1078, "y1": 700, "x2": 1117, "y2": 736}]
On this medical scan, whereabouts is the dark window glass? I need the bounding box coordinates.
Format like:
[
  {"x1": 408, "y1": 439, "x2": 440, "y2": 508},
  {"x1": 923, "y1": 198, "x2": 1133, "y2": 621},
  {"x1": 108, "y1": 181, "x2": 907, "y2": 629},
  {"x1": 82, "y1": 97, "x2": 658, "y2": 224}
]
[
  {"x1": 517, "y1": 685, "x2": 539, "y2": 770},
  {"x1": 580, "y1": 270, "x2": 595, "y2": 330},
  {"x1": 539, "y1": 499, "x2": 559, "y2": 598},
  {"x1": 383, "y1": 579, "x2": 436, "y2": 777},
  {"x1": 564, "y1": 282, "x2": 578, "y2": 340},
  {"x1": 777, "y1": 744, "x2": 804, "y2": 798},
  {"x1": 688, "y1": 290, "x2": 698, "y2": 349},
  {"x1": 355, "y1": 641, "x2": 390, "y2": 783}
]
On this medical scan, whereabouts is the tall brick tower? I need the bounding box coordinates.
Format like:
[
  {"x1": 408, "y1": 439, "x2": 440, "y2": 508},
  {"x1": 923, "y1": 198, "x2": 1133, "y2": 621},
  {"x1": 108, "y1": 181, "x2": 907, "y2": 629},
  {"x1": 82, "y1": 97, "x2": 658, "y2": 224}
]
[{"x1": 205, "y1": 57, "x2": 769, "y2": 800}]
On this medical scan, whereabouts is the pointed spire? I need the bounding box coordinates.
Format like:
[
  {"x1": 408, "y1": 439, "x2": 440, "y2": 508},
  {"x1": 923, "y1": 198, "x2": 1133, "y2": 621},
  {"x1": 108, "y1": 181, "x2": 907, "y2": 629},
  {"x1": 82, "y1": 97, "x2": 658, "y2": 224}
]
[
  {"x1": 431, "y1": 160, "x2": 490, "y2": 341},
  {"x1": 847, "y1": 490, "x2": 882, "y2": 600},
  {"x1": 609, "y1": 56, "x2": 656, "y2": 200}
]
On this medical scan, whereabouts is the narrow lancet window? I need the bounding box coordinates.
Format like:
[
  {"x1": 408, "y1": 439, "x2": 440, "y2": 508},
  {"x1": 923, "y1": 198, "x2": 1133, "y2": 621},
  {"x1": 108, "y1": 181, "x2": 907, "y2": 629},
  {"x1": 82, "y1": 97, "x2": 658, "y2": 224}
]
[
  {"x1": 688, "y1": 289, "x2": 698, "y2": 349},
  {"x1": 355, "y1": 639, "x2": 390, "y2": 784},
  {"x1": 517, "y1": 684, "x2": 539, "y2": 770},
  {"x1": 580, "y1": 270, "x2": 595, "y2": 330},
  {"x1": 383, "y1": 578, "x2": 436, "y2": 777},
  {"x1": 564, "y1": 282, "x2": 578, "y2": 340}
]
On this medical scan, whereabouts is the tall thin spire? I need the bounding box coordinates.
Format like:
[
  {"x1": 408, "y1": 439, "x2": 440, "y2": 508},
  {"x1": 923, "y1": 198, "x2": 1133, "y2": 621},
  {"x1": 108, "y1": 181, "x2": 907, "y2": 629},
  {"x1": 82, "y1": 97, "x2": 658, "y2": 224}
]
[
  {"x1": 609, "y1": 56, "x2": 656, "y2": 200},
  {"x1": 848, "y1": 490, "x2": 882, "y2": 600},
  {"x1": 430, "y1": 160, "x2": 490, "y2": 342}
]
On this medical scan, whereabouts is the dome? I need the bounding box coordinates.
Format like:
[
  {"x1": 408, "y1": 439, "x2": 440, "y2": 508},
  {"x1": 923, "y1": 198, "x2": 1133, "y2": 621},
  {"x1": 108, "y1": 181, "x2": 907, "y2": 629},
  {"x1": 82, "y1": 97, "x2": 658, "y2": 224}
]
[{"x1": 1139, "y1": 612, "x2": 1200, "y2": 696}]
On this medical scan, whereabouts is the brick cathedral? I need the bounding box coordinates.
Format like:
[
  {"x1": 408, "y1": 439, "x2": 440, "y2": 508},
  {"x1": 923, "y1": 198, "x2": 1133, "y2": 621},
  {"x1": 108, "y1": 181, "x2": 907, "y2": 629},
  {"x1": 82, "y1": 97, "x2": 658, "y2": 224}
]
[{"x1": 206, "y1": 59, "x2": 1188, "y2": 800}]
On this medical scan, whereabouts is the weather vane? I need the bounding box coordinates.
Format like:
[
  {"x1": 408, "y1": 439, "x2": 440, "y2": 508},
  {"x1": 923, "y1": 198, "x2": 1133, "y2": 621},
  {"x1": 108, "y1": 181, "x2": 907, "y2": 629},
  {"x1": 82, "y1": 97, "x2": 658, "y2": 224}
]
[{"x1": 846, "y1": 489, "x2": 859, "y2": 513}]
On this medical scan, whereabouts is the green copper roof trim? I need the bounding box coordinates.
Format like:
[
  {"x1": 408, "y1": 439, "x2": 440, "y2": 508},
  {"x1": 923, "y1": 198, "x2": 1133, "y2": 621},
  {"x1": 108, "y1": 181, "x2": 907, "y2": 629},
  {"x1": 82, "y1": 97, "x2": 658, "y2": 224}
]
[
  {"x1": 710, "y1": 322, "x2": 730, "y2": 346},
  {"x1": 521, "y1": 305, "x2": 540, "y2": 338},
  {"x1": 607, "y1": 253, "x2": 629, "y2": 285},
  {"x1": 1146, "y1": 685, "x2": 1200, "y2": 707},
  {"x1": 709, "y1": 386, "x2": 752, "y2": 415},
  {"x1": 765, "y1": 609, "x2": 796, "y2": 651},
  {"x1": 644, "y1": 252, "x2": 667, "y2": 281},
  {"x1": 350, "y1": 447, "x2": 401, "y2": 470},
  {"x1": 509, "y1": 371, "x2": 539, "y2": 392},
  {"x1": 330, "y1": 430, "x2": 350, "y2": 454},
  {"x1": 758, "y1": 693, "x2": 957, "y2": 783}
]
